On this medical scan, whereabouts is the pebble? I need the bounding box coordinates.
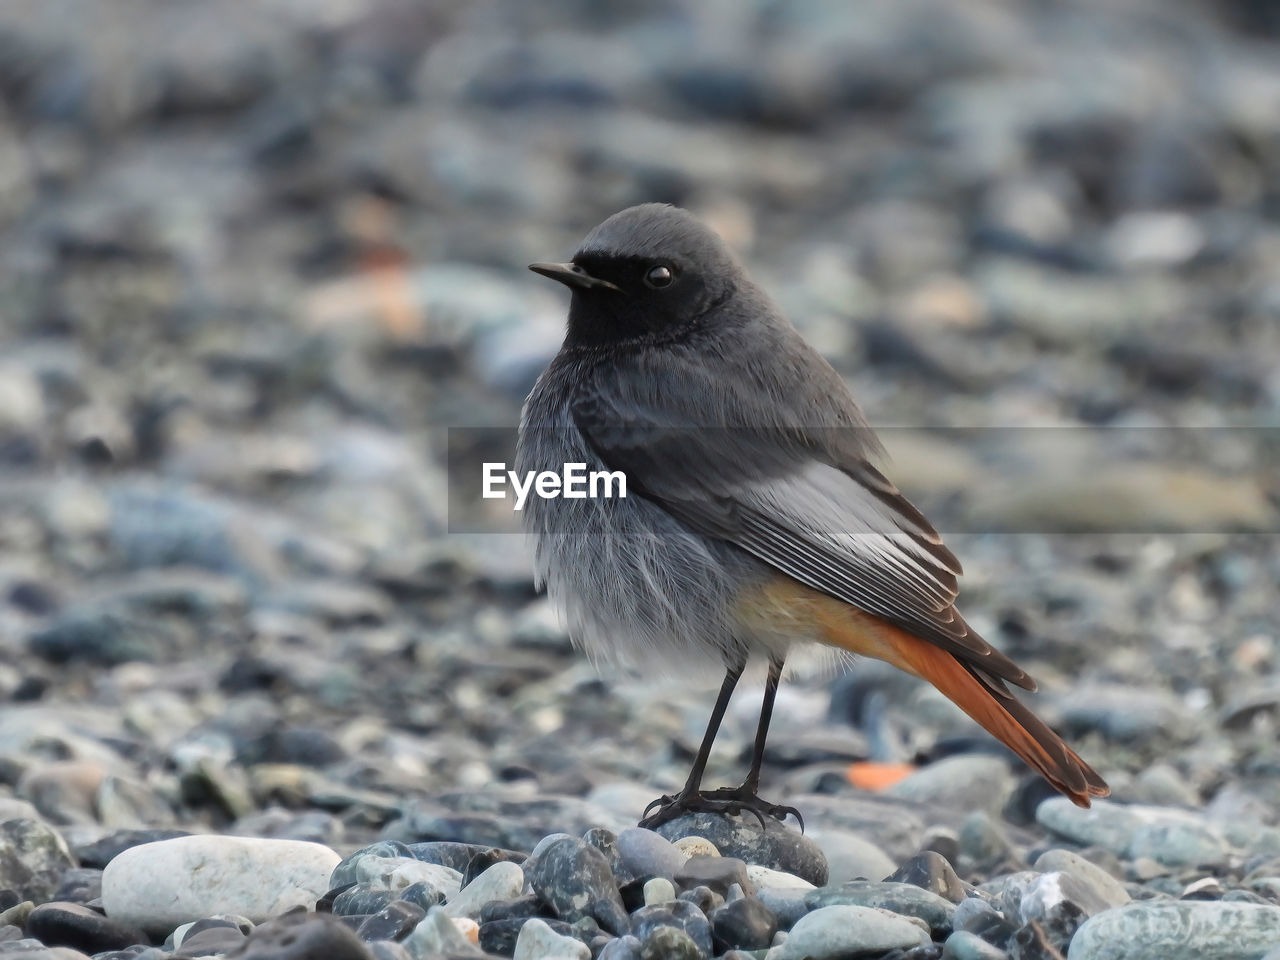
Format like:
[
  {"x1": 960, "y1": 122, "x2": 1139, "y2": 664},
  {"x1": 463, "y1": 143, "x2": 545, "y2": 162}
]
[
  {"x1": 801, "y1": 828, "x2": 897, "y2": 884},
  {"x1": 101, "y1": 836, "x2": 341, "y2": 934},
  {"x1": 401, "y1": 906, "x2": 479, "y2": 958},
  {"x1": 671, "y1": 838, "x2": 720, "y2": 859},
  {"x1": 675, "y1": 855, "x2": 752, "y2": 896},
  {"x1": 638, "y1": 925, "x2": 703, "y2": 960},
  {"x1": 1066, "y1": 901, "x2": 1280, "y2": 960},
  {"x1": 888, "y1": 852, "x2": 969, "y2": 904},
  {"x1": 764, "y1": 904, "x2": 932, "y2": 959},
  {"x1": 806, "y1": 880, "x2": 957, "y2": 937},
  {"x1": 354, "y1": 857, "x2": 463, "y2": 899},
  {"x1": 0, "y1": 820, "x2": 76, "y2": 903},
  {"x1": 355, "y1": 901, "x2": 425, "y2": 941},
  {"x1": 630, "y1": 900, "x2": 714, "y2": 957},
  {"x1": 746, "y1": 864, "x2": 814, "y2": 892},
  {"x1": 24, "y1": 902, "x2": 147, "y2": 954},
  {"x1": 642, "y1": 878, "x2": 676, "y2": 906},
  {"x1": 525, "y1": 836, "x2": 628, "y2": 935},
  {"x1": 444, "y1": 860, "x2": 525, "y2": 919},
  {"x1": 176, "y1": 924, "x2": 249, "y2": 955},
  {"x1": 222, "y1": 911, "x2": 373, "y2": 959},
  {"x1": 1032, "y1": 850, "x2": 1130, "y2": 908},
  {"x1": 512, "y1": 918, "x2": 589, "y2": 960},
  {"x1": 480, "y1": 917, "x2": 581, "y2": 956},
  {"x1": 943, "y1": 930, "x2": 1008, "y2": 960},
  {"x1": 655, "y1": 815, "x2": 828, "y2": 886},
  {"x1": 332, "y1": 884, "x2": 397, "y2": 917},
  {"x1": 887, "y1": 756, "x2": 1016, "y2": 816},
  {"x1": 615, "y1": 828, "x2": 687, "y2": 882},
  {"x1": 710, "y1": 895, "x2": 778, "y2": 951}
]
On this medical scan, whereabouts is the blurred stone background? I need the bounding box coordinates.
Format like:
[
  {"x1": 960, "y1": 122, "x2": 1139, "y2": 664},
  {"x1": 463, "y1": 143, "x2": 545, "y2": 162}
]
[{"x1": 1, "y1": 0, "x2": 1280, "y2": 864}]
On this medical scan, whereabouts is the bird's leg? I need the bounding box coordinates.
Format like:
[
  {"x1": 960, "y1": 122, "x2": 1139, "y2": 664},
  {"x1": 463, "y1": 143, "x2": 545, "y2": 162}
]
[
  {"x1": 639, "y1": 660, "x2": 743, "y2": 829},
  {"x1": 701, "y1": 654, "x2": 804, "y2": 829}
]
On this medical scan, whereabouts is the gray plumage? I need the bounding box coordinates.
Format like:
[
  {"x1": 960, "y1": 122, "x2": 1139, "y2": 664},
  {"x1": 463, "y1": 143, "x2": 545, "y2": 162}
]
[{"x1": 516, "y1": 203, "x2": 1031, "y2": 689}]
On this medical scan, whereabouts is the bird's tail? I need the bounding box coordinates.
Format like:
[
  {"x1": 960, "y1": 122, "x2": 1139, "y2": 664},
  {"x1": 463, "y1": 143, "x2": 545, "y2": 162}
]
[{"x1": 821, "y1": 611, "x2": 1110, "y2": 807}]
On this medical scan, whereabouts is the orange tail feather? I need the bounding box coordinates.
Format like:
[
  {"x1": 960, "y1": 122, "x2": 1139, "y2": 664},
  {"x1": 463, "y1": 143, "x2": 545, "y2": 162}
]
[{"x1": 814, "y1": 603, "x2": 1109, "y2": 807}]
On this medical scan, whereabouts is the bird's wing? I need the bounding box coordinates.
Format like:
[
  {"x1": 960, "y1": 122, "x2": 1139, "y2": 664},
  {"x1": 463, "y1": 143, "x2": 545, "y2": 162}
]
[{"x1": 571, "y1": 346, "x2": 1035, "y2": 690}]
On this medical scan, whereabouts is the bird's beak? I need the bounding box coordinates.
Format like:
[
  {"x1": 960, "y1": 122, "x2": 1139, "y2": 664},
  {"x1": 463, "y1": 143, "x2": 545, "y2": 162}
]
[{"x1": 528, "y1": 261, "x2": 621, "y2": 292}]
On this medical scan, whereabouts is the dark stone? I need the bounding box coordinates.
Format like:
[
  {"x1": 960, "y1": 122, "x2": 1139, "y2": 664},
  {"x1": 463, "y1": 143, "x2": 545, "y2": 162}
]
[
  {"x1": 0, "y1": 892, "x2": 17, "y2": 912},
  {"x1": 675, "y1": 855, "x2": 751, "y2": 896},
  {"x1": 677, "y1": 885, "x2": 723, "y2": 915},
  {"x1": 176, "y1": 925, "x2": 248, "y2": 957},
  {"x1": 52, "y1": 868, "x2": 102, "y2": 904},
  {"x1": 1009, "y1": 920, "x2": 1062, "y2": 960},
  {"x1": 525, "y1": 836, "x2": 628, "y2": 934},
  {"x1": 183, "y1": 917, "x2": 253, "y2": 939},
  {"x1": 355, "y1": 901, "x2": 424, "y2": 942},
  {"x1": 0, "y1": 819, "x2": 78, "y2": 902},
  {"x1": 396, "y1": 881, "x2": 447, "y2": 912},
  {"x1": 25, "y1": 901, "x2": 149, "y2": 953},
  {"x1": 73, "y1": 829, "x2": 191, "y2": 869},
  {"x1": 317, "y1": 882, "x2": 356, "y2": 913},
  {"x1": 583, "y1": 828, "x2": 624, "y2": 880},
  {"x1": 638, "y1": 923, "x2": 703, "y2": 960},
  {"x1": 479, "y1": 916, "x2": 584, "y2": 956},
  {"x1": 654, "y1": 814, "x2": 828, "y2": 886},
  {"x1": 629, "y1": 900, "x2": 713, "y2": 957},
  {"x1": 887, "y1": 852, "x2": 969, "y2": 904},
  {"x1": 332, "y1": 884, "x2": 397, "y2": 917},
  {"x1": 224, "y1": 911, "x2": 374, "y2": 959},
  {"x1": 710, "y1": 895, "x2": 777, "y2": 951},
  {"x1": 27, "y1": 609, "x2": 165, "y2": 665},
  {"x1": 479, "y1": 894, "x2": 544, "y2": 923},
  {"x1": 619, "y1": 877, "x2": 648, "y2": 913},
  {"x1": 252, "y1": 728, "x2": 348, "y2": 767}
]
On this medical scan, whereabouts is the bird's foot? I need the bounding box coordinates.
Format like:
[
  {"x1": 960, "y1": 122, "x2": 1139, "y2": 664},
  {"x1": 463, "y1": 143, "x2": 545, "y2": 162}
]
[{"x1": 638, "y1": 784, "x2": 803, "y2": 832}]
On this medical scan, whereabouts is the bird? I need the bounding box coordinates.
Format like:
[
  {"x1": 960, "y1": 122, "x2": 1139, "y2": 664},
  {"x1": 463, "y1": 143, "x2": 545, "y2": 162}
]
[{"x1": 517, "y1": 203, "x2": 1108, "y2": 829}]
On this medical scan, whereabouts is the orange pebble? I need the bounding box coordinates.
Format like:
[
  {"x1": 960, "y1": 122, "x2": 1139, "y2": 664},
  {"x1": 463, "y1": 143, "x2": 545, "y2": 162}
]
[
  {"x1": 846, "y1": 761, "x2": 917, "y2": 791},
  {"x1": 452, "y1": 917, "x2": 479, "y2": 945}
]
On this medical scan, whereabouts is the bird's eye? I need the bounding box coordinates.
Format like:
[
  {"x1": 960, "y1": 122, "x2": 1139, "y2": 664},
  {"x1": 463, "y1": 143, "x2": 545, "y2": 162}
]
[{"x1": 644, "y1": 264, "x2": 674, "y2": 289}]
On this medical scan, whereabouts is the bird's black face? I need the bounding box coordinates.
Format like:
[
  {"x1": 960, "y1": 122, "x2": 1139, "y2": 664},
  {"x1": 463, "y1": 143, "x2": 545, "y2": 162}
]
[
  {"x1": 530, "y1": 253, "x2": 726, "y2": 348},
  {"x1": 530, "y1": 204, "x2": 744, "y2": 348},
  {"x1": 569, "y1": 252, "x2": 720, "y2": 347}
]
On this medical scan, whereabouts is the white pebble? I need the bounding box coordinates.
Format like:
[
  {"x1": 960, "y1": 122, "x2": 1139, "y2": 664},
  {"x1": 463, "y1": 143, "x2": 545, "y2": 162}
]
[
  {"x1": 643, "y1": 877, "x2": 676, "y2": 905},
  {"x1": 672, "y1": 836, "x2": 720, "y2": 858},
  {"x1": 514, "y1": 917, "x2": 590, "y2": 960},
  {"x1": 102, "y1": 836, "x2": 340, "y2": 935},
  {"x1": 445, "y1": 861, "x2": 526, "y2": 919},
  {"x1": 747, "y1": 864, "x2": 815, "y2": 891}
]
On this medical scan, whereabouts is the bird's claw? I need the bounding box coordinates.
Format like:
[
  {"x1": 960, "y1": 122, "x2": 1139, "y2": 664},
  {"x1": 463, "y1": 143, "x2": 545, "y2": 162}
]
[{"x1": 638, "y1": 786, "x2": 804, "y2": 832}]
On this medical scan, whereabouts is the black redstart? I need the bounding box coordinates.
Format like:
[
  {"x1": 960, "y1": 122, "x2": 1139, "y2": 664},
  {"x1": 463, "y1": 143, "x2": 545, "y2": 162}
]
[{"x1": 518, "y1": 203, "x2": 1108, "y2": 827}]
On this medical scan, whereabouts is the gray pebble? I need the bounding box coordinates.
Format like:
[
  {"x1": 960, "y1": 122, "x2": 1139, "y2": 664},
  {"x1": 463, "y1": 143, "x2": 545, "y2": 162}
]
[
  {"x1": 765, "y1": 903, "x2": 931, "y2": 958},
  {"x1": 1066, "y1": 901, "x2": 1280, "y2": 960}
]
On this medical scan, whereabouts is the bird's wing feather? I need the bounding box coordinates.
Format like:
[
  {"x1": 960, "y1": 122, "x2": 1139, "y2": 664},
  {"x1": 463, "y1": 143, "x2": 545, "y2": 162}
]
[{"x1": 570, "y1": 344, "x2": 1035, "y2": 690}]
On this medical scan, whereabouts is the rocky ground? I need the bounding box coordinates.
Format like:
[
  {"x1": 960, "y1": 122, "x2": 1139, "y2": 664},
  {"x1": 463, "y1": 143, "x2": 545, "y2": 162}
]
[{"x1": 1, "y1": 0, "x2": 1280, "y2": 958}]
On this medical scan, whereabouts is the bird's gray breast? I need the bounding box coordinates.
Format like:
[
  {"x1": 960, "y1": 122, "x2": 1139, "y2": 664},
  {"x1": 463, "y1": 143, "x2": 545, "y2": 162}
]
[{"x1": 516, "y1": 374, "x2": 755, "y2": 672}]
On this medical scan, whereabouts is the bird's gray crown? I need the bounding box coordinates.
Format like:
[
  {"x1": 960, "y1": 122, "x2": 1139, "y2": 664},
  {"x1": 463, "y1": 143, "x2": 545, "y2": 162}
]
[{"x1": 576, "y1": 203, "x2": 742, "y2": 275}]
